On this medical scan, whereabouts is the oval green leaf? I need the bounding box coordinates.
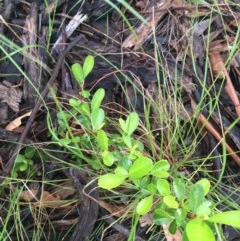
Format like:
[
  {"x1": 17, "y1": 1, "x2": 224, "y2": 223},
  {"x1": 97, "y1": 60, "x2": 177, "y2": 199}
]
[
  {"x1": 83, "y1": 55, "x2": 94, "y2": 78},
  {"x1": 209, "y1": 211, "x2": 240, "y2": 228},
  {"x1": 186, "y1": 219, "x2": 215, "y2": 241},
  {"x1": 15, "y1": 154, "x2": 26, "y2": 163},
  {"x1": 196, "y1": 179, "x2": 211, "y2": 196},
  {"x1": 169, "y1": 220, "x2": 177, "y2": 235},
  {"x1": 173, "y1": 178, "x2": 186, "y2": 202},
  {"x1": 91, "y1": 108, "x2": 105, "y2": 131},
  {"x1": 153, "y1": 208, "x2": 175, "y2": 225},
  {"x1": 19, "y1": 162, "x2": 28, "y2": 172},
  {"x1": 196, "y1": 201, "x2": 212, "y2": 218},
  {"x1": 136, "y1": 195, "x2": 153, "y2": 215},
  {"x1": 79, "y1": 102, "x2": 90, "y2": 117},
  {"x1": 125, "y1": 112, "x2": 139, "y2": 136},
  {"x1": 119, "y1": 118, "x2": 126, "y2": 133},
  {"x1": 129, "y1": 156, "x2": 153, "y2": 179},
  {"x1": 114, "y1": 166, "x2": 128, "y2": 177},
  {"x1": 59, "y1": 138, "x2": 72, "y2": 146},
  {"x1": 98, "y1": 174, "x2": 126, "y2": 189},
  {"x1": 147, "y1": 183, "x2": 157, "y2": 195},
  {"x1": 163, "y1": 195, "x2": 179, "y2": 209},
  {"x1": 188, "y1": 184, "x2": 205, "y2": 212},
  {"x1": 71, "y1": 63, "x2": 84, "y2": 85},
  {"x1": 91, "y1": 88, "x2": 105, "y2": 111},
  {"x1": 150, "y1": 160, "x2": 170, "y2": 178},
  {"x1": 96, "y1": 130, "x2": 108, "y2": 151},
  {"x1": 122, "y1": 135, "x2": 132, "y2": 149},
  {"x1": 69, "y1": 98, "x2": 81, "y2": 107},
  {"x1": 156, "y1": 179, "x2": 170, "y2": 196},
  {"x1": 102, "y1": 150, "x2": 115, "y2": 166},
  {"x1": 81, "y1": 90, "x2": 90, "y2": 98}
]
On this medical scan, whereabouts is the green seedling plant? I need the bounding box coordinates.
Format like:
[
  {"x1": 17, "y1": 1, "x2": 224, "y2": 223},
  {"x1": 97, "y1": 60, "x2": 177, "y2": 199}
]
[
  {"x1": 98, "y1": 116, "x2": 240, "y2": 241},
  {"x1": 71, "y1": 55, "x2": 94, "y2": 98},
  {"x1": 12, "y1": 147, "x2": 35, "y2": 177},
  {"x1": 12, "y1": 146, "x2": 48, "y2": 178},
  {"x1": 51, "y1": 58, "x2": 240, "y2": 241},
  {"x1": 50, "y1": 55, "x2": 107, "y2": 168}
]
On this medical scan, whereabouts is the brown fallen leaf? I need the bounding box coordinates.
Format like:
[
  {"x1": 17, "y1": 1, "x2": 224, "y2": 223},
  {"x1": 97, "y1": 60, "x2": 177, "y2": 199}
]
[
  {"x1": 36, "y1": 191, "x2": 62, "y2": 208},
  {"x1": 20, "y1": 189, "x2": 38, "y2": 202},
  {"x1": 163, "y1": 223, "x2": 182, "y2": 241},
  {"x1": 5, "y1": 111, "x2": 32, "y2": 131},
  {"x1": 51, "y1": 181, "x2": 76, "y2": 200},
  {"x1": 139, "y1": 213, "x2": 153, "y2": 227},
  {"x1": 20, "y1": 189, "x2": 69, "y2": 208}
]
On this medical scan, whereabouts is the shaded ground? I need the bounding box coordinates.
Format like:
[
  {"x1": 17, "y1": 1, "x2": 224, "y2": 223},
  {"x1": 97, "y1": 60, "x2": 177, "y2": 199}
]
[{"x1": 0, "y1": 0, "x2": 240, "y2": 240}]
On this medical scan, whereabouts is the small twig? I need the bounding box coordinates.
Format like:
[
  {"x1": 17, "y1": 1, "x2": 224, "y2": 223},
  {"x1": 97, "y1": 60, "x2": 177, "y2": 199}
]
[{"x1": 0, "y1": 34, "x2": 84, "y2": 183}]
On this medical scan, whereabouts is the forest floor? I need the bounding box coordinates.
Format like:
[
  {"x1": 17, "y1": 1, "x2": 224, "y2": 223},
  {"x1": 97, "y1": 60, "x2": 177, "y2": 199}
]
[{"x1": 0, "y1": 0, "x2": 240, "y2": 240}]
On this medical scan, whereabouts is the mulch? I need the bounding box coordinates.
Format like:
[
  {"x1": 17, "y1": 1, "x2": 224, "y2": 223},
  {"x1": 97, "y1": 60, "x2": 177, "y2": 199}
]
[{"x1": 0, "y1": 0, "x2": 240, "y2": 240}]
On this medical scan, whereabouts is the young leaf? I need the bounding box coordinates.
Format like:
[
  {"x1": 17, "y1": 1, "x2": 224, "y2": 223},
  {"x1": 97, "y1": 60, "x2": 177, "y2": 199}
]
[
  {"x1": 151, "y1": 171, "x2": 169, "y2": 179},
  {"x1": 83, "y1": 55, "x2": 94, "y2": 79},
  {"x1": 98, "y1": 174, "x2": 126, "y2": 189},
  {"x1": 119, "y1": 118, "x2": 126, "y2": 133},
  {"x1": 163, "y1": 195, "x2": 179, "y2": 209},
  {"x1": 188, "y1": 184, "x2": 205, "y2": 212},
  {"x1": 196, "y1": 179, "x2": 211, "y2": 196},
  {"x1": 19, "y1": 161, "x2": 28, "y2": 172},
  {"x1": 156, "y1": 179, "x2": 170, "y2": 196},
  {"x1": 129, "y1": 156, "x2": 153, "y2": 179},
  {"x1": 136, "y1": 195, "x2": 153, "y2": 215},
  {"x1": 69, "y1": 98, "x2": 81, "y2": 107},
  {"x1": 209, "y1": 211, "x2": 240, "y2": 228},
  {"x1": 59, "y1": 138, "x2": 72, "y2": 146},
  {"x1": 147, "y1": 183, "x2": 157, "y2": 195},
  {"x1": 79, "y1": 102, "x2": 90, "y2": 117},
  {"x1": 125, "y1": 112, "x2": 139, "y2": 136},
  {"x1": 91, "y1": 88, "x2": 105, "y2": 111},
  {"x1": 24, "y1": 147, "x2": 36, "y2": 159},
  {"x1": 15, "y1": 154, "x2": 27, "y2": 164},
  {"x1": 81, "y1": 90, "x2": 90, "y2": 98},
  {"x1": 122, "y1": 135, "x2": 132, "y2": 149},
  {"x1": 114, "y1": 166, "x2": 128, "y2": 177},
  {"x1": 196, "y1": 201, "x2": 212, "y2": 218},
  {"x1": 151, "y1": 160, "x2": 170, "y2": 172},
  {"x1": 71, "y1": 63, "x2": 84, "y2": 85},
  {"x1": 186, "y1": 219, "x2": 215, "y2": 241},
  {"x1": 91, "y1": 108, "x2": 105, "y2": 131},
  {"x1": 173, "y1": 178, "x2": 186, "y2": 202},
  {"x1": 150, "y1": 160, "x2": 170, "y2": 178},
  {"x1": 153, "y1": 208, "x2": 175, "y2": 225},
  {"x1": 175, "y1": 208, "x2": 187, "y2": 227},
  {"x1": 102, "y1": 150, "x2": 115, "y2": 166},
  {"x1": 133, "y1": 139, "x2": 144, "y2": 151},
  {"x1": 96, "y1": 130, "x2": 108, "y2": 151},
  {"x1": 169, "y1": 220, "x2": 177, "y2": 235}
]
